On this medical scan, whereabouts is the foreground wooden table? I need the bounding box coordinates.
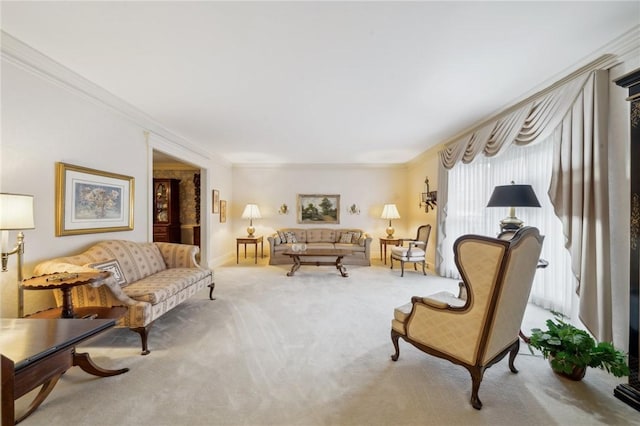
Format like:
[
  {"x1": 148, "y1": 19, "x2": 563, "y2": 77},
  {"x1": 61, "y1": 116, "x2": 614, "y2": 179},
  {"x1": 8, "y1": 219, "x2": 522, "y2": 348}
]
[
  {"x1": 283, "y1": 248, "x2": 353, "y2": 277},
  {"x1": 1, "y1": 318, "x2": 129, "y2": 425}
]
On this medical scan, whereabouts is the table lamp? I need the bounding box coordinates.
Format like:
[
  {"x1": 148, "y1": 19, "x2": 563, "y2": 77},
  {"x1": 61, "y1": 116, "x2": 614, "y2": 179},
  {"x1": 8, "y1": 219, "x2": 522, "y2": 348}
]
[
  {"x1": 0, "y1": 193, "x2": 35, "y2": 317},
  {"x1": 241, "y1": 204, "x2": 261, "y2": 237},
  {"x1": 381, "y1": 204, "x2": 400, "y2": 237},
  {"x1": 486, "y1": 183, "x2": 540, "y2": 233}
]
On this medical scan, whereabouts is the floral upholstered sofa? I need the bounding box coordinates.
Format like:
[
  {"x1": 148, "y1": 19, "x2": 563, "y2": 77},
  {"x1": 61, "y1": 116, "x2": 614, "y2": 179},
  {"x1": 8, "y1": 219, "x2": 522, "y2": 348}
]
[
  {"x1": 33, "y1": 240, "x2": 214, "y2": 355},
  {"x1": 267, "y1": 228, "x2": 372, "y2": 266}
]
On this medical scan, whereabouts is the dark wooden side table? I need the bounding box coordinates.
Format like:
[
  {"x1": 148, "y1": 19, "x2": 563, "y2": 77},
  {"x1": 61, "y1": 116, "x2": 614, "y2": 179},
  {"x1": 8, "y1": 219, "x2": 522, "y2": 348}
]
[
  {"x1": 379, "y1": 237, "x2": 402, "y2": 265},
  {"x1": 236, "y1": 236, "x2": 264, "y2": 264},
  {"x1": 1, "y1": 318, "x2": 129, "y2": 425},
  {"x1": 22, "y1": 271, "x2": 111, "y2": 319}
]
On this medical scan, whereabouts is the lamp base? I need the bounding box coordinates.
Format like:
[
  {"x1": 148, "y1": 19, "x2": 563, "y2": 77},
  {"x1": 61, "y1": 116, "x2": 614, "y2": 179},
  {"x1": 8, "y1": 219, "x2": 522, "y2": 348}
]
[
  {"x1": 499, "y1": 216, "x2": 523, "y2": 233},
  {"x1": 247, "y1": 226, "x2": 255, "y2": 237},
  {"x1": 386, "y1": 226, "x2": 395, "y2": 238}
]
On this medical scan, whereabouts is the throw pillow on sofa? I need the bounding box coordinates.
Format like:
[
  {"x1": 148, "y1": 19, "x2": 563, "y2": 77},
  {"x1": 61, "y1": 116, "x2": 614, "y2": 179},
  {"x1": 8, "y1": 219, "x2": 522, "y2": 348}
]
[
  {"x1": 339, "y1": 232, "x2": 354, "y2": 243},
  {"x1": 277, "y1": 230, "x2": 287, "y2": 242},
  {"x1": 87, "y1": 259, "x2": 128, "y2": 286},
  {"x1": 351, "y1": 231, "x2": 362, "y2": 243},
  {"x1": 284, "y1": 231, "x2": 298, "y2": 243}
]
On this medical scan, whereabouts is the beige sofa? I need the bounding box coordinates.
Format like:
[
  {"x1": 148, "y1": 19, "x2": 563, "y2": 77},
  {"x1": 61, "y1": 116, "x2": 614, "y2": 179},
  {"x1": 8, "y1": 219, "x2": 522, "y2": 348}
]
[
  {"x1": 267, "y1": 228, "x2": 372, "y2": 266},
  {"x1": 33, "y1": 240, "x2": 214, "y2": 355}
]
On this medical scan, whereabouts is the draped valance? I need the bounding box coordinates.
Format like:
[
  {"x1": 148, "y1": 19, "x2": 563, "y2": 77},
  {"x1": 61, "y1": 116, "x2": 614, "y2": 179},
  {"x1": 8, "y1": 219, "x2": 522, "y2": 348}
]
[{"x1": 439, "y1": 72, "x2": 593, "y2": 168}]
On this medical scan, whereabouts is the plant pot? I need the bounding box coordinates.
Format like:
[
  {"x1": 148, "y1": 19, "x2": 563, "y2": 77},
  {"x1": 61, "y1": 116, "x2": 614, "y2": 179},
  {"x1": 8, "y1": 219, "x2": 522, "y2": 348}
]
[{"x1": 548, "y1": 358, "x2": 587, "y2": 381}]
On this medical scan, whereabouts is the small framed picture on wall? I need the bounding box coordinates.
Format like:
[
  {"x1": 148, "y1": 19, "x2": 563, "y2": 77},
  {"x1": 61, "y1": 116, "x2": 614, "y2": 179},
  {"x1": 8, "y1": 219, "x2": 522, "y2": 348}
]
[
  {"x1": 220, "y1": 200, "x2": 227, "y2": 223},
  {"x1": 212, "y1": 189, "x2": 220, "y2": 213}
]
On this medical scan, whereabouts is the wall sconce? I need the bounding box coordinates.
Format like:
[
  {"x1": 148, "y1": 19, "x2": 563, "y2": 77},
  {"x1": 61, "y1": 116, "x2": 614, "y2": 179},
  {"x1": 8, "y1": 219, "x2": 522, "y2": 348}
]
[
  {"x1": 420, "y1": 177, "x2": 437, "y2": 212},
  {"x1": 1, "y1": 193, "x2": 35, "y2": 318},
  {"x1": 278, "y1": 204, "x2": 289, "y2": 215},
  {"x1": 347, "y1": 204, "x2": 360, "y2": 215}
]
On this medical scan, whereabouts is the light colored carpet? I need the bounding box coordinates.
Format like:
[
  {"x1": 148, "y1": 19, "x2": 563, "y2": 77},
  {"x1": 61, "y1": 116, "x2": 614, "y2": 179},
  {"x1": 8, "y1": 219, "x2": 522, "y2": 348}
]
[{"x1": 17, "y1": 261, "x2": 640, "y2": 425}]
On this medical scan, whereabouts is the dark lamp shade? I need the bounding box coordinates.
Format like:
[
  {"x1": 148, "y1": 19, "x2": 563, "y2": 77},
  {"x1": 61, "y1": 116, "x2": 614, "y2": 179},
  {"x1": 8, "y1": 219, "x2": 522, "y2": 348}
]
[{"x1": 486, "y1": 185, "x2": 541, "y2": 208}]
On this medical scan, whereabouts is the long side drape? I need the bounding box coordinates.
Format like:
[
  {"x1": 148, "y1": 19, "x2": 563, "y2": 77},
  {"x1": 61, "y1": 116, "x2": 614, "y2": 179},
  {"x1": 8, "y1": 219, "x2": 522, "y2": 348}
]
[{"x1": 549, "y1": 70, "x2": 611, "y2": 341}]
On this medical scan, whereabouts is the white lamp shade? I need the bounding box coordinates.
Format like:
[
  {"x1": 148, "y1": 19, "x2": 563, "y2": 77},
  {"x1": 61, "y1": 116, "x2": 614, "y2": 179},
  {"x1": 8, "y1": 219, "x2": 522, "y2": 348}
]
[
  {"x1": 0, "y1": 193, "x2": 35, "y2": 230},
  {"x1": 241, "y1": 204, "x2": 262, "y2": 219},
  {"x1": 380, "y1": 204, "x2": 400, "y2": 220}
]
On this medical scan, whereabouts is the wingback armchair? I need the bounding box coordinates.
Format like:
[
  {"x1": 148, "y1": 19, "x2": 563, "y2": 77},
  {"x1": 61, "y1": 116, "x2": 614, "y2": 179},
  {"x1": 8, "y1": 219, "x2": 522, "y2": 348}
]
[{"x1": 390, "y1": 227, "x2": 544, "y2": 409}]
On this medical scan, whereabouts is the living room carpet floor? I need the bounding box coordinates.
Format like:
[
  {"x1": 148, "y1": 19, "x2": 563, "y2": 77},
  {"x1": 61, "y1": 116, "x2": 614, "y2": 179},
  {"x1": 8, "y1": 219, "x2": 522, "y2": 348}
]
[{"x1": 16, "y1": 261, "x2": 640, "y2": 425}]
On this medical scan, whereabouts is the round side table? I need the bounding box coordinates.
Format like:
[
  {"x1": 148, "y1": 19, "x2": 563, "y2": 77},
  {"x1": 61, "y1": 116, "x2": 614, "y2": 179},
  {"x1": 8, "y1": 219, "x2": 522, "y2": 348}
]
[{"x1": 23, "y1": 271, "x2": 111, "y2": 318}]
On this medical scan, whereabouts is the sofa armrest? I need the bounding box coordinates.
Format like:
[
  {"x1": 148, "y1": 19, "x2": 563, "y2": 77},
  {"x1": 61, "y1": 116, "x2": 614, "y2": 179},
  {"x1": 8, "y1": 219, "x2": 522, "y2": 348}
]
[{"x1": 155, "y1": 242, "x2": 201, "y2": 268}]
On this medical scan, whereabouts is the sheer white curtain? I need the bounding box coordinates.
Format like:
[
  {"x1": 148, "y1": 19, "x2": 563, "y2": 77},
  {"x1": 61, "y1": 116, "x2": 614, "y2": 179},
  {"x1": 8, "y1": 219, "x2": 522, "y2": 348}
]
[{"x1": 441, "y1": 136, "x2": 579, "y2": 317}]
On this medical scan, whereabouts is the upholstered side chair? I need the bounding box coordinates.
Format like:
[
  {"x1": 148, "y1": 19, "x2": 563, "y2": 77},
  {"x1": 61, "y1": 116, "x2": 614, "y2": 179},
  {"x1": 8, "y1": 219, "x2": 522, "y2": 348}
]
[
  {"x1": 390, "y1": 224, "x2": 431, "y2": 277},
  {"x1": 390, "y1": 226, "x2": 544, "y2": 409}
]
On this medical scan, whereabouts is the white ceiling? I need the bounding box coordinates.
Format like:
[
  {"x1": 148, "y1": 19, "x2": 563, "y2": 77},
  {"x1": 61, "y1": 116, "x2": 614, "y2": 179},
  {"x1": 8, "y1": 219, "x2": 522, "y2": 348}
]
[{"x1": 2, "y1": 1, "x2": 639, "y2": 165}]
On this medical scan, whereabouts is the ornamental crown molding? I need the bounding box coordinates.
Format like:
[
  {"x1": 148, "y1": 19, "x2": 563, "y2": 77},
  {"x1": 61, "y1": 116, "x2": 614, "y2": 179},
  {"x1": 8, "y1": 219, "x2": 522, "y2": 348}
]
[{"x1": 1, "y1": 30, "x2": 214, "y2": 164}]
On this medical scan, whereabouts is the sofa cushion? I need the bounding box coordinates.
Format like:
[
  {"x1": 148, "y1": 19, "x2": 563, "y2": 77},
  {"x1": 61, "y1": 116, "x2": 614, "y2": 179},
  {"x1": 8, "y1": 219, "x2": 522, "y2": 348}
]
[
  {"x1": 306, "y1": 229, "x2": 336, "y2": 243},
  {"x1": 123, "y1": 268, "x2": 211, "y2": 304},
  {"x1": 335, "y1": 243, "x2": 365, "y2": 252},
  {"x1": 79, "y1": 240, "x2": 167, "y2": 282}
]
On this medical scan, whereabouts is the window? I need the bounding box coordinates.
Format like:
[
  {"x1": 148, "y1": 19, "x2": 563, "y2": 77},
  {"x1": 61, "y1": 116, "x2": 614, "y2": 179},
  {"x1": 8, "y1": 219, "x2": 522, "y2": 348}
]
[{"x1": 442, "y1": 136, "x2": 578, "y2": 317}]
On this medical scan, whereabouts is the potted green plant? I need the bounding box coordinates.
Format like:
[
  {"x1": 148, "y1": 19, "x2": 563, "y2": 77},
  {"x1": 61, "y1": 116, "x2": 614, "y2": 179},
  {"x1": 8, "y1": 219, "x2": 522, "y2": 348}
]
[{"x1": 528, "y1": 313, "x2": 630, "y2": 381}]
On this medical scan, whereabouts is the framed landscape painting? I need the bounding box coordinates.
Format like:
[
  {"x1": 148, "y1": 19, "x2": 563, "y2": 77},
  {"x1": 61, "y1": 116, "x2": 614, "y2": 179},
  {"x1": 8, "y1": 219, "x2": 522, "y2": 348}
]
[
  {"x1": 55, "y1": 162, "x2": 134, "y2": 236},
  {"x1": 297, "y1": 194, "x2": 340, "y2": 224}
]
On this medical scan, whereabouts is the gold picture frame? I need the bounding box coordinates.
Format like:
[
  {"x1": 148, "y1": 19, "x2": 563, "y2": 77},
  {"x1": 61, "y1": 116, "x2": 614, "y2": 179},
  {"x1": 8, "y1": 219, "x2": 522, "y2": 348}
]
[
  {"x1": 220, "y1": 200, "x2": 227, "y2": 223},
  {"x1": 212, "y1": 189, "x2": 220, "y2": 213},
  {"x1": 55, "y1": 162, "x2": 134, "y2": 236},
  {"x1": 297, "y1": 194, "x2": 340, "y2": 224}
]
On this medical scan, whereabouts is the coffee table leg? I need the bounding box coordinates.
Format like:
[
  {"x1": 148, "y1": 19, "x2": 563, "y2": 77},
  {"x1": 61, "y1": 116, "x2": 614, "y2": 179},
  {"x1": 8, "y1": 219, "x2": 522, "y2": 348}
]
[
  {"x1": 14, "y1": 373, "x2": 63, "y2": 424},
  {"x1": 73, "y1": 351, "x2": 129, "y2": 377},
  {"x1": 287, "y1": 256, "x2": 301, "y2": 276},
  {"x1": 336, "y1": 256, "x2": 349, "y2": 277}
]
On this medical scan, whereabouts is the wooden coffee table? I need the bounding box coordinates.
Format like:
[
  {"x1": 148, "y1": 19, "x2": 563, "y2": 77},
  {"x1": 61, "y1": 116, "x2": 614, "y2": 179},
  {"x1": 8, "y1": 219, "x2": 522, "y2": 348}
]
[{"x1": 283, "y1": 248, "x2": 353, "y2": 277}]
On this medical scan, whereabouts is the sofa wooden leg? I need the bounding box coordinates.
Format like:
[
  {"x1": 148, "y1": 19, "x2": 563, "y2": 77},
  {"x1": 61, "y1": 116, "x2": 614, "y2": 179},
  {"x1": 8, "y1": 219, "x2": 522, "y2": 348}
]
[
  {"x1": 208, "y1": 282, "x2": 216, "y2": 300},
  {"x1": 131, "y1": 325, "x2": 152, "y2": 355}
]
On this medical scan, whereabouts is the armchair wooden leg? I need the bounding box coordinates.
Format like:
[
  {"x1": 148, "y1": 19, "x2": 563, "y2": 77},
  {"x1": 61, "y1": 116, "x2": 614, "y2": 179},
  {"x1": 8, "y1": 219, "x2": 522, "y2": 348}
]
[
  {"x1": 508, "y1": 340, "x2": 520, "y2": 374},
  {"x1": 469, "y1": 367, "x2": 484, "y2": 410},
  {"x1": 421, "y1": 261, "x2": 426, "y2": 275},
  {"x1": 390, "y1": 330, "x2": 402, "y2": 361},
  {"x1": 400, "y1": 261, "x2": 405, "y2": 277}
]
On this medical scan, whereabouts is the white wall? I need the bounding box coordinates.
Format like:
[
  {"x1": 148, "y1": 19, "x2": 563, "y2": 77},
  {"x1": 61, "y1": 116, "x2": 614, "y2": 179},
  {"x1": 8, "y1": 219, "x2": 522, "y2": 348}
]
[
  {"x1": 0, "y1": 53, "x2": 233, "y2": 316},
  {"x1": 231, "y1": 164, "x2": 418, "y2": 262},
  {"x1": 0, "y1": 60, "x2": 151, "y2": 315}
]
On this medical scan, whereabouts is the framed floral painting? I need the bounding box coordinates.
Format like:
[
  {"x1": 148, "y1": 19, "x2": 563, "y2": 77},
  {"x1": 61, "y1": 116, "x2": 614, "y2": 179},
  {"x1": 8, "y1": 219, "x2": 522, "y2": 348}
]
[{"x1": 55, "y1": 162, "x2": 134, "y2": 236}]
